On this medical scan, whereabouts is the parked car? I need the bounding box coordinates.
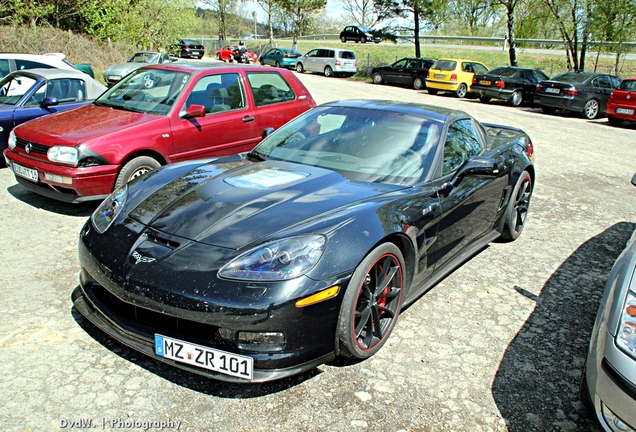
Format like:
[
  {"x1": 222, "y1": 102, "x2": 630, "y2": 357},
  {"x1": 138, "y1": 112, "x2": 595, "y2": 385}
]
[
  {"x1": 103, "y1": 52, "x2": 174, "y2": 86},
  {"x1": 0, "y1": 68, "x2": 105, "y2": 157},
  {"x1": 295, "y1": 47, "x2": 356, "y2": 77},
  {"x1": 582, "y1": 173, "x2": 636, "y2": 431},
  {"x1": 471, "y1": 66, "x2": 550, "y2": 106},
  {"x1": 259, "y1": 47, "x2": 302, "y2": 68},
  {"x1": 534, "y1": 71, "x2": 621, "y2": 119},
  {"x1": 340, "y1": 25, "x2": 381, "y2": 43},
  {"x1": 3, "y1": 64, "x2": 316, "y2": 203},
  {"x1": 0, "y1": 53, "x2": 95, "y2": 79},
  {"x1": 215, "y1": 44, "x2": 258, "y2": 64},
  {"x1": 371, "y1": 57, "x2": 436, "y2": 90},
  {"x1": 606, "y1": 77, "x2": 636, "y2": 126},
  {"x1": 71, "y1": 99, "x2": 534, "y2": 383},
  {"x1": 169, "y1": 39, "x2": 205, "y2": 59},
  {"x1": 425, "y1": 58, "x2": 489, "y2": 98}
]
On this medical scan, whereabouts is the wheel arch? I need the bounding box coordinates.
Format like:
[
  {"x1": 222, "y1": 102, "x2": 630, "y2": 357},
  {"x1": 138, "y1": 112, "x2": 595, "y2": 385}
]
[{"x1": 117, "y1": 149, "x2": 167, "y2": 178}]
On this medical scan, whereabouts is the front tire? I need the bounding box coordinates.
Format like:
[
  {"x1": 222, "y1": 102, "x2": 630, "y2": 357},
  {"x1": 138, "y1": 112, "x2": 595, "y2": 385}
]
[
  {"x1": 341, "y1": 36, "x2": 346, "y2": 43},
  {"x1": 372, "y1": 72, "x2": 383, "y2": 84},
  {"x1": 541, "y1": 106, "x2": 556, "y2": 114},
  {"x1": 500, "y1": 170, "x2": 533, "y2": 242},
  {"x1": 455, "y1": 83, "x2": 468, "y2": 98},
  {"x1": 115, "y1": 156, "x2": 161, "y2": 189},
  {"x1": 427, "y1": 88, "x2": 438, "y2": 95},
  {"x1": 324, "y1": 66, "x2": 334, "y2": 77},
  {"x1": 295, "y1": 63, "x2": 304, "y2": 73},
  {"x1": 479, "y1": 95, "x2": 491, "y2": 104},
  {"x1": 583, "y1": 99, "x2": 600, "y2": 119},
  {"x1": 413, "y1": 77, "x2": 424, "y2": 90},
  {"x1": 337, "y1": 243, "x2": 405, "y2": 359},
  {"x1": 361, "y1": 36, "x2": 367, "y2": 43}
]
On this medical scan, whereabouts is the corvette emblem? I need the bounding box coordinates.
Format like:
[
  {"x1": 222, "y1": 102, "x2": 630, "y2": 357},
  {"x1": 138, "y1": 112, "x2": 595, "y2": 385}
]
[
  {"x1": 131, "y1": 250, "x2": 156, "y2": 265},
  {"x1": 25, "y1": 143, "x2": 32, "y2": 154}
]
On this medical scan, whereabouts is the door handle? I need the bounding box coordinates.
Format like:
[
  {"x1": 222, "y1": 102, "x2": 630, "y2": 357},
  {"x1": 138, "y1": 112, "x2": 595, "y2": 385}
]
[{"x1": 243, "y1": 116, "x2": 255, "y2": 122}]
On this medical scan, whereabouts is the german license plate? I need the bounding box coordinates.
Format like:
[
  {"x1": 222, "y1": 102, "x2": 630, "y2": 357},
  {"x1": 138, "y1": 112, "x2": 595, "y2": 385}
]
[
  {"x1": 12, "y1": 162, "x2": 38, "y2": 182},
  {"x1": 479, "y1": 80, "x2": 491, "y2": 85},
  {"x1": 107, "y1": 75, "x2": 120, "y2": 81},
  {"x1": 434, "y1": 74, "x2": 445, "y2": 79},
  {"x1": 545, "y1": 87, "x2": 560, "y2": 94},
  {"x1": 155, "y1": 334, "x2": 253, "y2": 380},
  {"x1": 617, "y1": 107, "x2": 634, "y2": 115},
  {"x1": 192, "y1": 51, "x2": 200, "y2": 55}
]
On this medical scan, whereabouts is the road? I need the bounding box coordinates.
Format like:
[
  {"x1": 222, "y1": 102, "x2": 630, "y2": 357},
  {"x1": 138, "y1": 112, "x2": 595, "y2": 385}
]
[{"x1": 1, "y1": 71, "x2": 635, "y2": 431}]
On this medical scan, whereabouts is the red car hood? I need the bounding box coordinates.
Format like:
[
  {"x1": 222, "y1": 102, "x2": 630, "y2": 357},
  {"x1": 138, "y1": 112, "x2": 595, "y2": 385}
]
[{"x1": 15, "y1": 103, "x2": 160, "y2": 146}]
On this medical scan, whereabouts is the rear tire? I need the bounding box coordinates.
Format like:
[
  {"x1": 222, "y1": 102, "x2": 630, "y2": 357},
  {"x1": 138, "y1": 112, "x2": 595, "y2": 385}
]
[
  {"x1": 455, "y1": 83, "x2": 468, "y2": 98},
  {"x1": 541, "y1": 106, "x2": 557, "y2": 114},
  {"x1": 361, "y1": 36, "x2": 367, "y2": 43},
  {"x1": 115, "y1": 156, "x2": 161, "y2": 189},
  {"x1": 341, "y1": 36, "x2": 346, "y2": 43},
  {"x1": 324, "y1": 66, "x2": 334, "y2": 77},
  {"x1": 427, "y1": 88, "x2": 438, "y2": 95},
  {"x1": 479, "y1": 95, "x2": 491, "y2": 104},
  {"x1": 510, "y1": 90, "x2": 523, "y2": 107},
  {"x1": 413, "y1": 77, "x2": 424, "y2": 90},
  {"x1": 337, "y1": 243, "x2": 404, "y2": 359},
  {"x1": 296, "y1": 63, "x2": 304, "y2": 73},
  {"x1": 275, "y1": 61, "x2": 281, "y2": 68},
  {"x1": 608, "y1": 116, "x2": 624, "y2": 126},
  {"x1": 500, "y1": 170, "x2": 533, "y2": 242}
]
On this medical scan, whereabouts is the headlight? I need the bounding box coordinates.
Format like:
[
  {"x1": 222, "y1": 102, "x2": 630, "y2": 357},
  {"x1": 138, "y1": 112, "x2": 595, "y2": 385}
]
[
  {"x1": 91, "y1": 186, "x2": 128, "y2": 234},
  {"x1": 47, "y1": 146, "x2": 79, "y2": 165},
  {"x1": 8, "y1": 130, "x2": 16, "y2": 150},
  {"x1": 616, "y1": 291, "x2": 636, "y2": 359},
  {"x1": 219, "y1": 235, "x2": 326, "y2": 281}
]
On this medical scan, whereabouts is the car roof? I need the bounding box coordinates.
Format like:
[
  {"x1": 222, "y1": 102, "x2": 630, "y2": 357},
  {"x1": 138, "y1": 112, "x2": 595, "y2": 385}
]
[
  {"x1": 0, "y1": 53, "x2": 73, "y2": 67},
  {"x1": 323, "y1": 99, "x2": 470, "y2": 122},
  {"x1": 4, "y1": 68, "x2": 92, "y2": 80},
  {"x1": 141, "y1": 63, "x2": 291, "y2": 74}
]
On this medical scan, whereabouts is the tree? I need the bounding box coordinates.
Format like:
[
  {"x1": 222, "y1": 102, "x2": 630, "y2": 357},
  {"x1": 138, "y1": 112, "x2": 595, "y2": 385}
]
[
  {"x1": 256, "y1": 0, "x2": 277, "y2": 43},
  {"x1": 591, "y1": 0, "x2": 636, "y2": 73},
  {"x1": 200, "y1": 0, "x2": 232, "y2": 40},
  {"x1": 342, "y1": 0, "x2": 380, "y2": 27},
  {"x1": 541, "y1": 0, "x2": 593, "y2": 71},
  {"x1": 276, "y1": 0, "x2": 326, "y2": 49},
  {"x1": 494, "y1": 0, "x2": 522, "y2": 66},
  {"x1": 374, "y1": 0, "x2": 434, "y2": 57}
]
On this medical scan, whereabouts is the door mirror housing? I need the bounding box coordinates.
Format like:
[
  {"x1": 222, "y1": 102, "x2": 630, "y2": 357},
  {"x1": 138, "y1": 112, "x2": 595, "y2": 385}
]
[
  {"x1": 182, "y1": 104, "x2": 206, "y2": 119},
  {"x1": 446, "y1": 157, "x2": 499, "y2": 189},
  {"x1": 41, "y1": 97, "x2": 60, "y2": 108}
]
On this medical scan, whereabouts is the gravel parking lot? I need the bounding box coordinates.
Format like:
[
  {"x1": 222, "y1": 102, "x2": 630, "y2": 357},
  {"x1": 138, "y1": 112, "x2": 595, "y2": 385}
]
[{"x1": 1, "y1": 70, "x2": 635, "y2": 432}]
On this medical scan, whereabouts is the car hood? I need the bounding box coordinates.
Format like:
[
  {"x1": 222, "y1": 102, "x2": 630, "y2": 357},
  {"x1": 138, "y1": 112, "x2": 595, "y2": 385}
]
[
  {"x1": 128, "y1": 159, "x2": 403, "y2": 249},
  {"x1": 15, "y1": 103, "x2": 158, "y2": 145},
  {"x1": 105, "y1": 63, "x2": 145, "y2": 75}
]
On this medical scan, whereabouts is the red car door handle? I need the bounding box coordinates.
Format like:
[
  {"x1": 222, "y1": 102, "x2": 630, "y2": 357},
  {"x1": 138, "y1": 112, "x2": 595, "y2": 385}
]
[{"x1": 243, "y1": 116, "x2": 255, "y2": 122}]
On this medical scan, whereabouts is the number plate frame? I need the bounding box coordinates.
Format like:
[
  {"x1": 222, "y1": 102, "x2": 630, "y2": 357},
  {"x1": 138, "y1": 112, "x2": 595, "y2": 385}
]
[
  {"x1": 155, "y1": 334, "x2": 253, "y2": 380},
  {"x1": 12, "y1": 162, "x2": 38, "y2": 182},
  {"x1": 616, "y1": 107, "x2": 634, "y2": 115}
]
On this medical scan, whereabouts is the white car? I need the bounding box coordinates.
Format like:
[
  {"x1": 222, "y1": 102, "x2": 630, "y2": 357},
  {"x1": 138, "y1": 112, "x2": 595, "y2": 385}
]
[
  {"x1": 0, "y1": 53, "x2": 93, "y2": 79},
  {"x1": 295, "y1": 47, "x2": 357, "y2": 78}
]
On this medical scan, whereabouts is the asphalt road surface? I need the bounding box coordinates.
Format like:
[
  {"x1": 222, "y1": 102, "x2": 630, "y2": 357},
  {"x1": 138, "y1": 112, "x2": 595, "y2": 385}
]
[{"x1": 1, "y1": 70, "x2": 635, "y2": 432}]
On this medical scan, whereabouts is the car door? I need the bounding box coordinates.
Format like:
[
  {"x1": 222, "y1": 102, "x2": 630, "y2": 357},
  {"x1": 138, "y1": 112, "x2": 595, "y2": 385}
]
[
  {"x1": 385, "y1": 58, "x2": 408, "y2": 84},
  {"x1": 169, "y1": 72, "x2": 258, "y2": 161},
  {"x1": 592, "y1": 75, "x2": 615, "y2": 109},
  {"x1": 426, "y1": 119, "x2": 505, "y2": 271},
  {"x1": 303, "y1": 49, "x2": 320, "y2": 72}
]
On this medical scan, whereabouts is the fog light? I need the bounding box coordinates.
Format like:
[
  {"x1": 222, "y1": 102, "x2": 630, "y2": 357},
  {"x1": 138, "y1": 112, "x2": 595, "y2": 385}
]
[
  {"x1": 237, "y1": 332, "x2": 285, "y2": 352},
  {"x1": 44, "y1": 173, "x2": 72, "y2": 184},
  {"x1": 601, "y1": 402, "x2": 634, "y2": 432},
  {"x1": 218, "y1": 327, "x2": 235, "y2": 341}
]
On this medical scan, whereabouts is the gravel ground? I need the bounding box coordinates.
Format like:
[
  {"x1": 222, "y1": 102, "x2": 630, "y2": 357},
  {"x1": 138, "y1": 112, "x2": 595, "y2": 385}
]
[{"x1": 1, "y1": 70, "x2": 635, "y2": 432}]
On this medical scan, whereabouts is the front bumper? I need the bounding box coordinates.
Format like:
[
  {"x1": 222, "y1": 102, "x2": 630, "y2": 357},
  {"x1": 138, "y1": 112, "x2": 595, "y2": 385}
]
[{"x1": 4, "y1": 148, "x2": 117, "y2": 203}]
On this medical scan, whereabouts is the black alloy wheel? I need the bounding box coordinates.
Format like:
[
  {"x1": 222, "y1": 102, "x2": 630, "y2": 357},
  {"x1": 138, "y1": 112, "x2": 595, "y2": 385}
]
[
  {"x1": 501, "y1": 170, "x2": 533, "y2": 241},
  {"x1": 337, "y1": 243, "x2": 404, "y2": 359}
]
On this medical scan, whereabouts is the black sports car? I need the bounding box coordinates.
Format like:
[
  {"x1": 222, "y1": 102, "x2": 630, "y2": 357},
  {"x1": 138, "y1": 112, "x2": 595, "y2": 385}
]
[
  {"x1": 372, "y1": 57, "x2": 436, "y2": 90},
  {"x1": 72, "y1": 100, "x2": 535, "y2": 383},
  {"x1": 534, "y1": 71, "x2": 621, "y2": 119},
  {"x1": 471, "y1": 66, "x2": 550, "y2": 106}
]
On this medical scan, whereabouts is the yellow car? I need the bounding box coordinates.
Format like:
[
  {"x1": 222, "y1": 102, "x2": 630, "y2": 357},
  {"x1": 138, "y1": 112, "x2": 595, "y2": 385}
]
[{"x1": 425, "y1": 58, "x2": 489, "y2": 98}]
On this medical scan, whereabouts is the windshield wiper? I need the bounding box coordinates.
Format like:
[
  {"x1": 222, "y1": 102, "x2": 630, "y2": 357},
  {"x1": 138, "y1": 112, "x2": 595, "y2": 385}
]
[{"x1": 247, "y1": 150, "x2": 267, "y2": 161}]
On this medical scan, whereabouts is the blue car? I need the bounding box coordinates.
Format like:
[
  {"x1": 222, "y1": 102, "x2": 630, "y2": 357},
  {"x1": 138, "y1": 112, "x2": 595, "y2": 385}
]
[
  {"x1": 259, "y1": 47, "x2": 302, "y2": 68},
  {"x1": 0, "y1": 68, "x2": 105, "y2": 157}
]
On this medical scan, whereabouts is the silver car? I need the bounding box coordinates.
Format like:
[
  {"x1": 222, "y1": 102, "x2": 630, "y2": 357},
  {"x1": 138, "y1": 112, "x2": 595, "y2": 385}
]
[
  {"x1": 583, "y1": 173, "x2": 636, "y2": 431},
  {"x1": 102, "y1": 51, "x2": 173, "y2": 86},
  {"x1": 295, "y1": 47, "x2": 356, "y2": 78}
]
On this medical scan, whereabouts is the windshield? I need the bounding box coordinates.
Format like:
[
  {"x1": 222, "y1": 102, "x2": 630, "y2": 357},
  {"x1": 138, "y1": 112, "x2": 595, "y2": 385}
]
[
  {"x1": 128, "y1": 52, "x2": 160, "y2": 63},
  {"x1": 253, "y1": 106, "x2": 441, "y2": 186},
  {"x1": 96, "y1": 68, "x2": 190, "y2": 115},
  {"x1": 0, "y1": 74, "x2": 37, "y2": 105}
]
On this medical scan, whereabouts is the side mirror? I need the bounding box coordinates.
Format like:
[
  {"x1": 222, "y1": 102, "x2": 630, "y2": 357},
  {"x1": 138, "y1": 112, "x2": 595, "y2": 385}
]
[
  {"x1": 41, "y1": 96, "x2": 60, "y2": 108},
  {"x1": 447, "y1": 157, "x2": 499, "y2": 188},
  {"x1": 262, "y1": 127, "x2": 275, "y2": 139},
  {"x1": 182, "y1": 104, "x2": 206, "y2": 118}
]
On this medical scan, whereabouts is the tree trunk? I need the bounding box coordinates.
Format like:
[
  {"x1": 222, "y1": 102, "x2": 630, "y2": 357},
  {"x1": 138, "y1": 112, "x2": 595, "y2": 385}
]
[
  {"x1": 506, "y1": 5, "x2": 517, "y2": 66},
  {"x1": 413, "y1": 7, "x2": 421, "y2": 58}
]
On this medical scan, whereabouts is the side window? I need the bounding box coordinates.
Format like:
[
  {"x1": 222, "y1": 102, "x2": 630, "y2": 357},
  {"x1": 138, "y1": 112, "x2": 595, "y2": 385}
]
[
  {"x1": 16, "y1": 60, "x2": 53, "y2": 71},
  {"x1": 610, "y1": 76, "x2": 621, "y2": 88},
  {"x1": 394, "y1": 59, "x2": 408, "y2": 68},
  {"x1": 247, "y1": 72, "x2": 296, "y2": 107},
  {"x1": 442, "y1": 119, "x2": 484, "y2": 176},
  {"x1": 185, "y1": 73, "x2": 245, "y2": 114},
  {"x1": 44, "y1": 79, "x2": 87, "y2": 103},
  {"x1": 22, "y1": 82, "x2": 46, "y2": 107},
  {"x1": 536, "y1": 71, "x2": 549, "y2": 81},
  {"x1": 462, "y1": 63, "x2": 474, "y2": 73},
  {"x1": 0, "y1": 59, "x2": 10, "y2": 78},
  {"x1": 328, "y1": 50, "x2": 335, "y2": 58},
  {"x1": 472, "y1": 63, "x2": 488, "y2": 74}
]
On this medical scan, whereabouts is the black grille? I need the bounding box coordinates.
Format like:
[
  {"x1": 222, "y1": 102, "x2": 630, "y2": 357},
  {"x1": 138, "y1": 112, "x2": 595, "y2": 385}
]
[
  {"x1": 84, "y1": 284, "x2": 235, "y2": 351},
  {"x1": 16, "y1": 137, "x2": 49, "y2": 155}
]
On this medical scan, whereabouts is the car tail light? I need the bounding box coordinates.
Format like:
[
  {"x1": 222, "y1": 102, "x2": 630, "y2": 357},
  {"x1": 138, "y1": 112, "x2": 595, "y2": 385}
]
[
  {"x1": 183, "y1": 44, "x2": 189, "y2": 48},
  {"x1": 525, "y1": 138, "x2": 534, "y2": 159},
  {"x1": 536, "y1": 84, "x2": 544, "y2": 91},
  {"x1": 336, "y1": 59, "x2": 341, "y2": 66},
  {"x1": 495, "y1": 80, "x2": 504, "y2": 88},
  {"x1": 564, "y1": 87, "x2": 577, "y2": 96},
  {"x1": 450, "y1": 74, "x2": 457, "y2": 81},
  {"x1": 283, "y1": 54, "x2": 288, "y2": 58},
  {"x1": 472, "y1": 77, "x2": 477, "y2": 84}
]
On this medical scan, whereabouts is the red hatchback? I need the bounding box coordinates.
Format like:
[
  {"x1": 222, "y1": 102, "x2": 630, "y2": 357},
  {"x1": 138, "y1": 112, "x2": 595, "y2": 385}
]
[
  {"x1": 607, "y1": 77, "x2": 636, "y2": 126},
  {"x1": 3, "y1": 64, "x2": 316, "y2": 203}
]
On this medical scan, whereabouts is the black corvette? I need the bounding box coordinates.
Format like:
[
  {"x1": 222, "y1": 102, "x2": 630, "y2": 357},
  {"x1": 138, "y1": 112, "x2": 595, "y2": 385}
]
[{"x1": 72, "y1": 100, "x2": 535, "y2": 383}]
